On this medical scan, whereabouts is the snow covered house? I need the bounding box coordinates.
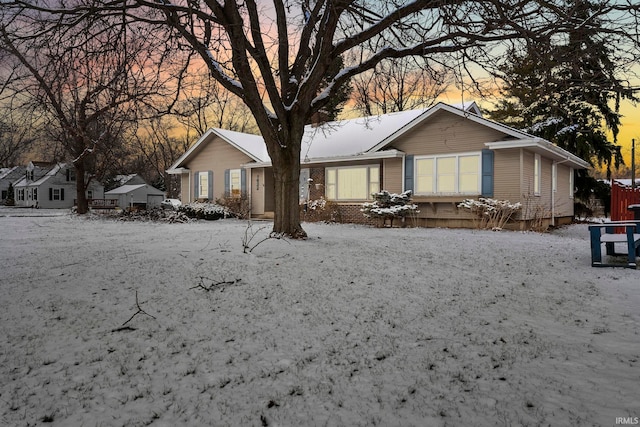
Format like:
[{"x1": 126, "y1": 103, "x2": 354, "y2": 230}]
[
  {"x1": 167, "y1": 102, "x2": 590, "y2": 228},
  {"x1": 104, "y1": 183, "x2": 165, "y2": 210},
  {"x1": 0, "y1": 166, "x2": 26, "y2": 205},
  {"x1": 13, "y1": 161, "x2": 104, "y2": 209}
]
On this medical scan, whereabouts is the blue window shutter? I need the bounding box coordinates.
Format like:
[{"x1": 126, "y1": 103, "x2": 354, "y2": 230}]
[
  {"x1": 207, "y1": 171, "x2": 213, "y2": 200},
  {"x1": 194, "y1": 172, "x2": 200, "y2": 199},
  {"x1": 404, "y1": 155, "x2": 414, "y2": 192},
  {"x1": 481, "y1": 149, "x2": 494, "y2": 197},
  {"x1": 49, "y1": 188, "x2": 53, "y2": 201},
  {"x1": 224, "y1": 169, "x2": 230, "y2": 194},
  {"x1": 240, "y1": 169, "x2": 247, "y2": 194},
  {"x1": 61, "y1": 188, "x2": 65, "y2": 201}
]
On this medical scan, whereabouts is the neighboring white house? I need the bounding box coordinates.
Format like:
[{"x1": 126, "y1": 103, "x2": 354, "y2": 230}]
[
  {"x1": 13, "y1": 161, "x2": 104, "y2": 209},
  {"x1": 104, "y1": 183, "x2": 165, "y2": 210},
  {"x1": 0, "y1": 166, "x2": 26, "y2": 204}
]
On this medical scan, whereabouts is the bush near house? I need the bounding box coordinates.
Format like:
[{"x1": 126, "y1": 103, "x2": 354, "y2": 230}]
[
  {"x1": 458, "y1": 198, "x2": 521, "y2": 230},
  {"x1": 216, "y1": 192, "x2": 251, "y2": 219},
  {"x1": 361, "y1": 190, "x2": 419, "y2": 227},
  {"x1": 179, "y1": 202, "x2": 234, "y2": 220},
  {"x1": 300, "y1": 197, "x2": 343, "y2": 223}
]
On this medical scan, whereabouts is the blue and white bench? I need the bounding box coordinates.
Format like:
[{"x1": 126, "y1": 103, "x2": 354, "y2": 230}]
[{"x1": 589, "y1": 222, "x2": 640, "y2": 268}]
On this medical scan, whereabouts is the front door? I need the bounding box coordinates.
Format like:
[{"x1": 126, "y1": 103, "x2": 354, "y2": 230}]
[{"x1": 251, "y1": 168, "x2": 265, "y2": 215}]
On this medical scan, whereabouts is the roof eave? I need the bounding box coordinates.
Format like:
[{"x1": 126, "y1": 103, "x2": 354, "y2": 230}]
[
  {"x1": 242, "y1": 149, "x2": 404, "y2": 169},
  {"x1": 485, "y1": 139, "x2": 591, "y2": 169}
]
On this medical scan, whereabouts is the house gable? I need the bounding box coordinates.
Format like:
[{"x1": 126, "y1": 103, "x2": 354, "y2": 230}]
[
  {"x1": 387, "y1": 109, "x2": 514, "y2": 156},
  {"x1": 180, "y1": 133, "x2": 257, "y2": 201}
]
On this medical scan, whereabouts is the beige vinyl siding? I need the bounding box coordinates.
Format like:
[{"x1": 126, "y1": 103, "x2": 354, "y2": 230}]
[
  {"x1": 382, "y1": 158, "x2": 403, "y2": 193},
  {"x1": 554, "y1": 163, "x2": 574, "y2": 217},
  {"x1": 492, "y1": 149, "x2": 521, "y2": 202},
  {"x1": 391, "y1": 111, "x2": 508, "y2": 155},
  {"x1": 540, "y1": 156, "x2": 553, "y2": 210},
  {"x1": 520, "y1": 151, "x2": 554, "y2": 220},
  {"x1": 180, "y1": 174, "x2": 190, "y2": 203},
  {"x1": 185, "y1": 135, "x2": 254, "y2": 200}
]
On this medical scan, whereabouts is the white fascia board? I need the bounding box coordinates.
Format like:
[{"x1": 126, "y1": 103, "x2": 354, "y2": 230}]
[
  {"x1": 242, "y1": 149, "x2": 404, "y2": 169},
  {"x1": 485, "y1": 139, "x2": 591, "y2": 169},
  {"x1": 166, "y1": 167, "x2": 190, "y2": 175}
]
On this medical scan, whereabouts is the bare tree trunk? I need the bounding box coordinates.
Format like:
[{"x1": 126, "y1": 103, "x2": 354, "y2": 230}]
[
  {"x1": 75, "y1": 160, "x2": 89, "y2": 214},
  {"x1": 263, "y1": 123, "x2": 307, "y2": 239},
  {"x1": 272, "y1": 152, "x2": 305, "y2": 239}
]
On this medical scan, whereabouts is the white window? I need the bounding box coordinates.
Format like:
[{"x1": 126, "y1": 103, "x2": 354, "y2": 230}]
[
  {"x1": 534, "y1": 154, "x2": 541, "y2": 195},
  {"x1": 198, "y1": 173, "x2": 209, "y2": 199},
  {"x1": 414, "y1": 153, "x2": 481, "y2": 195},
  {"x1": 569, "y1": 167, "x2": 574, "y2": 199},
  {"x1": 325, "y1": 165, "x2": 379, "y2": 200},
  {"x1": 230, "y1": 169, "x2": 242, "y2": 198},
  {"x1": 53, "y1": 189, "x2": 61, "y2": 200}
]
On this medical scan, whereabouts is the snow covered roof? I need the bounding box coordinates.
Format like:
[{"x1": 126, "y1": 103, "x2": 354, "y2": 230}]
[
  {"x1": 167, "y1": 101, "x2": 590, "y2": 171},
  {"x1": 105, "y1": 184, "x2": 164, "y2": 195},
  {"x1": 300, "y1": 109, "x2": 426, "y2": 161},
  {"x1": 14, "y1": 163, "x2": 67, "y2": 188},
  {"x1": 168, "y1": 128, "x2": 269, "y2": 174},
  {"x1": 0, "y1": 166, "x2": 26, "y2": 182}
]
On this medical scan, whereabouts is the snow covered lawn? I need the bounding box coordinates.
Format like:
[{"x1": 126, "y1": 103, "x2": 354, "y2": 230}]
[{"x1": 1, "y1": 210, "x2": 638, "y2": 426}]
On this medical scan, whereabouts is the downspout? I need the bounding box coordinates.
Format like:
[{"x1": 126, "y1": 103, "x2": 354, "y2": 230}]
[
  {"x1": 552, "y1": 158, "x2": 571, "y2": 226},
  {"x1": 401, "y1": 153, "x2": 406, "y2": 193}
]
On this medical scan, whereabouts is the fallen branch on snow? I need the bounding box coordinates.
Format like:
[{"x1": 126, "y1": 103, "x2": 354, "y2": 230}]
[{"x1": 112, "y1": 290, "x2": 156, "y2": 332}]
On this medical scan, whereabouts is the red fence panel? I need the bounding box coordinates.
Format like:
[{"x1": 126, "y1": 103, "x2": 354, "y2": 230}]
[{"x1": 611, "y1": 181, "x2": 640, "y2": 221}]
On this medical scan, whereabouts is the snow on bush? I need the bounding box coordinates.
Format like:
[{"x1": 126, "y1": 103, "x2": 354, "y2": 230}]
[
  {"x1": 361, "y1": 190, "x2": 419, "y2": 226},
  {"x1": 178, "y1": 202, "x2": 234, "y2": 220},
  {"x1": 458, "y1": 198, "x2": 521, "y2": 230},
  {"x1": 305, "y1": 198, "x2": 326, "y2": 211}
]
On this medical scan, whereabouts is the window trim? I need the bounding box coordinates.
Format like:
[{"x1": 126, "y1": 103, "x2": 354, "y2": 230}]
[
  {"x1": 325, "y1": 164, "x2": 380, "y2": 201},
  {"x1": 198, "y1": 172, "x2": 209, "y2": 199},
  {"x1": 229, "y1": 168, "x2": 242, "y2": 198},
  {"x1": 413, "y1": 152, "x2": 482, "y2": 195},
  {"x1": 569, "y1": 167, "x2": 574, "y2": 199},
  {"x1": 534, "y1": 153, "x2": 541, "y2": 196}
]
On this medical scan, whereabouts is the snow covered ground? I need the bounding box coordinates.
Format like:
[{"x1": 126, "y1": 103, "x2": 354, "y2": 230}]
[{"x1": 1, "y1": 207, "x2": 638, "y2": 426}]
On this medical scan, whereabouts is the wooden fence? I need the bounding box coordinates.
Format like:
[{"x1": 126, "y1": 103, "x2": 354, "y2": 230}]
[{"x1": 611, "y1": 180, "x2": 640, "y2": 221}]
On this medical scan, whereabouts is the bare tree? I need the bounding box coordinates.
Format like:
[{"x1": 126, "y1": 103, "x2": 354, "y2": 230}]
[
  {"x1": 132, "y1": 118, "x2": 191, "y2": 197},
  {"x1": 174, "y1": 68, "x2": 259, "y2": 139},
  {"x1": 0, "y1": 3, "x2": 186, "y2": 213},
  {"x1": 0, "y1": 55, "x2": 36, "y2": 167},
  {"x1": 350, "y1": 57, "x2": 451, "y2": 116},
  {"x1": 8, "y1": 0, "x2": 639, "y2": 235}
]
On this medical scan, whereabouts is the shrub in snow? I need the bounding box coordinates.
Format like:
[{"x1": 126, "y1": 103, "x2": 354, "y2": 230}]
[
  {"x1": 216, "y1": 192, "x2": 251, "y2": 219},
  {"x1": 178, "y1": 202, "x2": 234, "y2": 220},
  {"x1": 301, "y1": 197, "x2": 342, "y2": 223},
  {"x1": 458, "y1": 198, "x2": 521, "y2": 230},
  {"x1": 361, "y1": 190, "x2": 419, "y2": 227}
]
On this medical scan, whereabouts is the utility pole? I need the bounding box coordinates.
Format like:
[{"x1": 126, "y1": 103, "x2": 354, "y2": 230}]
[{"x1": 632, "y1": 139, "x2": 636, "y2": 189}]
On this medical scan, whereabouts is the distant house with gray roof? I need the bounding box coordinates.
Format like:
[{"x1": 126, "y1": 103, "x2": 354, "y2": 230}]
[{"x1": 12, "y1": 161, "x2": 104, "y2": 209}]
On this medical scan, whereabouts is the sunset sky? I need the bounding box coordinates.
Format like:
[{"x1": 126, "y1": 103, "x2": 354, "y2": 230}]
[{"x1": 616, "y1": 100, "x2": 640, "y2": 169}]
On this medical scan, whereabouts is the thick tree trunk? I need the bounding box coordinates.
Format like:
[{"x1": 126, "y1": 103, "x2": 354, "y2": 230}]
[
  {"x1": 271, "y1": 147, "x2": 306, "y2": 239},
  {"x1": 75, "y1": 161, "x2": 89, "y2": 214}
]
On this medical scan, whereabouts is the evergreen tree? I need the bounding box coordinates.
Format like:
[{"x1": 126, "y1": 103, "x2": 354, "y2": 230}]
[
  {"x1": 6, "y1": 182, "x2": 15, "y2": 206},
  {"x1": 490, "y1": 0, "x2": 637, "y2": 180}
]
